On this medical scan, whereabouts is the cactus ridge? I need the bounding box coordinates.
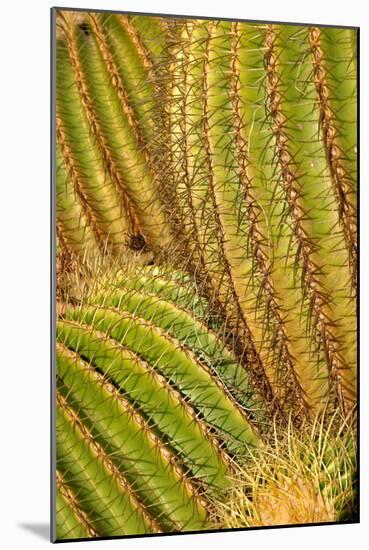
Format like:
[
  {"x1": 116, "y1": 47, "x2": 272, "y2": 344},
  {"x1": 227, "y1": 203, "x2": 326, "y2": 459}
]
[
  {"x1": 230, "y1": 21, "x2": 317, "y2": 418},
  {"x1": 114, "y1": 270, "x2": 211, "y2": 317},
  {"x1": 203, "y1": 23, "x2": 286, "y2": 415},
  {"x1": 56, "y1": 469, "x2": 100, "y2": 539},
  {"x1": 104, "y1": 299, "x2": 262, "y2": 426},
  {"x1": 56, "y1": 388, "x2": 165, "y2": 535},
  {"x1": 57, "y1": 318, "x2": 233, "y2": 487},
  {"x1": 57, "y1": 343, "x2": 209, "y2": 533},
  {"x1": 56, "y1": 145, "x2": 101, "y2": 260},
  {"x1": 263, "y1": 25, "x2": 356, "y2": 412},
  {"x1": 58, "y1": 14, "x2": 140, "y2": 240},
  {"x1": 309, "y1": 26, "x2": 357, "y2": 288},
  {"x1": 56, "y1": 123, "x2": 109, "y2": 253},
  {"x1": 61, "y1": 303, "x2": 259, "y2": 447},
  {"x1": 169, "y1": 21, "x2": 306, "y2": 417},
  {"x1": 56, "y1": 34, "x2": 131, "y2": 256},
  {"x1": 88, "y1": 14, "x2": 155, "y2": 170},
  {"x1": 165, "y1": 21, "x2": 356, "y2": 417},
  {"x1": 94, "y1": 277, "x2": 265, "y2": 416},
  {"x1": 56, "y1": 12, "x2": 173, "y2": 258}
]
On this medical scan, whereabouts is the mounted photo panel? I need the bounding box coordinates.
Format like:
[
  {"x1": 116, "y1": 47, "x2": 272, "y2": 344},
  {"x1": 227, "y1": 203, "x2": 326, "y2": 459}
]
[{"x1": 51, "y1": 6, "x2": 358, "y2": 542}]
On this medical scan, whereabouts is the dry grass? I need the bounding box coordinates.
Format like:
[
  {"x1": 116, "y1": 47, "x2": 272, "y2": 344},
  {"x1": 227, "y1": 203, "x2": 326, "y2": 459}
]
[{"x1": 208, "y1": 410, "x2": 357, "y2": 528}]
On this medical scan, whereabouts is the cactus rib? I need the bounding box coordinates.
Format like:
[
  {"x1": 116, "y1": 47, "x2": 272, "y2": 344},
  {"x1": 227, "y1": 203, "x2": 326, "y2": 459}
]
[
  {"x1": 57, "y1": 344, "x2": 208, "y2": 531},
  {"x1": 56, "y1": 389, "x2": 163, "y2": 535},
  {"x1": 56, "y1": 120, "x2": 107, "y2": 252},
  {"x1": 56, "y1": 145, "x2": 100, "y2": 259},
  {"x1": 309, "y1": 26, "x2": 357, "y2": 288},
  {"x1": 230, "y1": 21, "x2": 312, "y2": 415},
  {"x1": 63, "y1": 303, "x2": 259, "y2": 449},
  {"x1": 56, "y1": 470, "x2": 99, "y2": 539},
  {"x1": 58, "y1": 12, "x2": 141, "y2": 238},
  {"x1": 57, "y1": 318, "x2": 232, "y2": 488},
  {"x1": 264, "y1": 24, "x2": 356, "y2": 413}
]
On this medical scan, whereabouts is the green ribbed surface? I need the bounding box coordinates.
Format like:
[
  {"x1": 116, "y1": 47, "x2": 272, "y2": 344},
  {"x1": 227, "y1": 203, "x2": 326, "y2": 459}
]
[
  {"x1": 56, "y1": 266, "x2": 260, "y2": 539},
  {"x1": 167, "y1": 20, "x2": 357, "y2": 416},
  {"x1": 56, "y1": 11, "x2": 173, "y2": 260},
  {"x1": 55, "y1": 10, "x2": 357, "y2": 540}
]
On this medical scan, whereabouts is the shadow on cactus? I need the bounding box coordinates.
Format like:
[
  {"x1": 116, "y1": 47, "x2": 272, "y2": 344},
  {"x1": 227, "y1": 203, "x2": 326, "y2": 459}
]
[{"x1": 54, "y1": 7, "x2": 358, "y2": 542}]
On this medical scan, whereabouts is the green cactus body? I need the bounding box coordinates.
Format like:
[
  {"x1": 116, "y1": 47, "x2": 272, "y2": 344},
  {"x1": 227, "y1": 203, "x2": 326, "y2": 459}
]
[
  {"x1": 56, "y1": 268, "x2": 261, "y2": 538},
  {"x1": 96, "y1": 14, "x2": 161, "y2": 144},
  {"x1": 54, "y1": 10, "x2": 357, "y2": 540},
  {"x1": 265, "y1": 24, "x2": 356, "y2": 411},
  {"x1": 232, "y1": 22, "x2": 328, "y2": 412},
  {"x1": 90, "y1": 275, "x2": 263, "y2": 415},
  {"x1": 61, "y1": 305, "x2": 258, "y2": 448},
  {"x1": 112, "y1": 268, "x2": 211, "y2": 316},
  {"x1": 56, "y1": 36, "x2": 129, "y2": 256},
  {"x1": 57, "y1": 319, "x2": 232, "y2": 488},
  {"x1": 56, "y1": 12, "x2": 173, "y2": 259},
  {"x1": 167, "y1": 20, "x2": 357, "y2": 416},
  {"x1": 56, "y1": 144, "x2": 100, "y2": 260},
  {"x1": 311, "y1": 27, "x2": 357, "y2": 275},
  {"x1": 57, "y1": 345, "x2": 208, "y2": 533},
  {"x1": 56, "y1": 470, "x2": 100, "y2": 539},
  {"x1": 56, "y1": 390, "x2": 161, "y2": 536}
]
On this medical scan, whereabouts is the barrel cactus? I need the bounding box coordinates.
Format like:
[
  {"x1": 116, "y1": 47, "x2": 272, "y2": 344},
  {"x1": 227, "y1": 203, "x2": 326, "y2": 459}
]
[
  {"x1": 166, "y1": 21, "x2": 357, "y2": 419},
  {"x1": 56, "y1": 266, "x2": 262, "y2": 538},
  {"x1": 56, "y1": 10, "x2": 174, "y2": 261},
  {"x1": 53, "y1": 8, "x2": 357, "y2": 542}
]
